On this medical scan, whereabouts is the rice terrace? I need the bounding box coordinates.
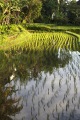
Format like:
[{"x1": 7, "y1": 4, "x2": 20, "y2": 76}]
[
  {"x1": 0, "y1": 0, "x2": 80, "y2": 120},
  {"x1": 0, "y1": 23, "x2": 80, "y2": 120}
]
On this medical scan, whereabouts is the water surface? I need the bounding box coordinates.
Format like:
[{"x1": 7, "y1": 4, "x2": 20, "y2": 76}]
[{"x1": 0, "y1": 48, "x2": 80, "y2": 120}]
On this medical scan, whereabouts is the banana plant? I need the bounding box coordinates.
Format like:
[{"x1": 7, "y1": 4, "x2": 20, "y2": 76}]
[{"x1": 0, "y1": 0, "x2": 20, "y2": 25}]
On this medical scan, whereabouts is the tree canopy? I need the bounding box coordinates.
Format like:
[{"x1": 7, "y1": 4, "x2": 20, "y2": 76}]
[{"x1": 0, "y1": 0, "x2": 80, "y2": 25}]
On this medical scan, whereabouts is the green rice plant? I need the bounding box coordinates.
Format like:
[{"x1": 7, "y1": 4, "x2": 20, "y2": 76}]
[
  {"x1": 31, "y1": 32, "x2": 79, "y2": 52},
  {"x1": 0, "y1": 27, "x2": 80, "y2": 52}
]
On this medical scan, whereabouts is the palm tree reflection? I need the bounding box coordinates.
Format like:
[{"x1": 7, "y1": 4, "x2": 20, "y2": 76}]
[
  {"x1": 0, "y1": 81, "x2": 23, "y2": 120},
  {"x1": 0, "y1": 51, "x2": 23, "y2": 120}
]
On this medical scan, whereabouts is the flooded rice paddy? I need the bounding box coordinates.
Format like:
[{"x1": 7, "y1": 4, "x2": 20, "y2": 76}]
[{"x1": 0, "y1": 37, "x2": 80, "y2": 120}]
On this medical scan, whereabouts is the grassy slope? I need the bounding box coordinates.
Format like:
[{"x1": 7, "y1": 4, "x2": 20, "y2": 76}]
[
  {"x1": 0, "y1": 24, "x2": 31, "y2": 50},
  {"x1": 0, "y1": 23, "x2": 80, "y2": 50}
]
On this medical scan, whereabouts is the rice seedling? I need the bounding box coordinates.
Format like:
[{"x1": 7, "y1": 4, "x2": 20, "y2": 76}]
[
  {"x1": 0, "y1": 26, "x2": 80, "y2": 53},
  {"x1": 25, "y1": 32, "x2": 80, "y2": 52}
]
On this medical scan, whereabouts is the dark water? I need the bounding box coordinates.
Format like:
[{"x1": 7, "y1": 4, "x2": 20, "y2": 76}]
[{"x1": 0, "y1": 49, "x2": 80, "y2": 120}]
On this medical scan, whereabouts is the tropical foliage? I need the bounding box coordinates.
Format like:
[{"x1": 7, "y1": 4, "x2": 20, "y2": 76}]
[
  {"x1": 0, "y1": 0, "x2": 80, "y2": 25},
  {"x1": 0, "y1": 0, "x2": 42, "y2": 24}
]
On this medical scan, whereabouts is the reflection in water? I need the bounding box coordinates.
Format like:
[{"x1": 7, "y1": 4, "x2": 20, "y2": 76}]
[
  {"x1": 0, "y1": 83, "x2": 22, "y2": 120},
  {"x1": 0, "y1": 51, "x2": 23, "y2": 120},
  {"x1": 0, "y1": 49, "x2": 80, "y2": 120}
]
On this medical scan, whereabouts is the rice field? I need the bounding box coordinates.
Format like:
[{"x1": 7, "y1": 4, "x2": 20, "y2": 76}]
[
  {"x1": 0, "y1": 25, "x2": 80, "y2": 120},
  {"x1": 0, "y1": 24, "x2": 80, "y2": 52},
  {"x1": 0, "y1": 49, "x2": 80, "y2": 120},
  {"x1": 2, "y1": 31, "x2": 79, "y2": 53},
  {"x1": 12, "y1": 51, "x2": 80, "y2": 120}
]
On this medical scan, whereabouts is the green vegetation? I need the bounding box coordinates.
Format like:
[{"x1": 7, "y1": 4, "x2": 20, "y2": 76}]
[
  {"x1": 0, "y1": 1, "x2": 80, "y2": 119},
  {"x1": 0, "y1": 0, "x2": 80, "y2": 51},
  {"x1": 0, "y1": 24, "x2": 80, "y2": 52},
  {"x1": 0, "y1": 25, "x2": 31, "y2": 50},
  {"x1": 24, "y1": 23, "x2": 80, "y2": 33},
  {"x1": 0, "y1": 0, "x2": 80, "y2": 25}
]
